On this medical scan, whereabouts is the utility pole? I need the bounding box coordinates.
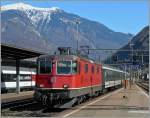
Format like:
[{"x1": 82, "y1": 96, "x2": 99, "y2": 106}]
[
  {"x1": 124, "y1": 64, "x2": 127, "y2": 88},
  {"x1": 123, "y1": 64, "x2": 127, "y2": 98},
  {"x1": 129, "y1": 39, "x2": 134, "y2": 88},
  {"x1": 99, "y1": 55, "x2": 101, "y2": 63},
  {"x1": 75, "y1": 18, "x2": 80, "y2": 53},
  {"x1": 141, "y1": 53, "x2": 143, "y2": 64}
]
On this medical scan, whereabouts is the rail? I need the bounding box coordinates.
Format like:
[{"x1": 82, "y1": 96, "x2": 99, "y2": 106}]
[
  {"x1": 136, "y1": 82, "x2": 149, "y2": 93},
  {"x1": 1, "y1": 98, "x2": 36, "y2": 109}
]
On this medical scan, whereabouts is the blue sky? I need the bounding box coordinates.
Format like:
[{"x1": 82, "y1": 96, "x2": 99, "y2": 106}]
[{"x1": 1, "y1": 0, "x2": 149, "y2": 34}]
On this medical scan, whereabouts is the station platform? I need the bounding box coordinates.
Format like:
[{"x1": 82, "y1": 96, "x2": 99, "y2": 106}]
[
  {"x1": 1, "y1": 91, "x2": 34, "y2": 103},
  {"x1": 61, "y1": 84, "x2": 149, "y2": 117}
]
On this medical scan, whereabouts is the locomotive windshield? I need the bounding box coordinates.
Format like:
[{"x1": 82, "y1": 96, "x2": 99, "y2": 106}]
[
  {"x1": 57, "y1": 61, "x2": 78, "y2": 74},
  {"x1": 38, "y1": 59, "x2": 52, "y2": 74},
  {"x1": 57, "y1": 61, "x2": 71, "y2": 74}
]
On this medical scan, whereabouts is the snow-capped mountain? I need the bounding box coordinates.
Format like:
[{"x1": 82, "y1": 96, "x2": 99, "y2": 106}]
[
  {"x1": 2, "y1": 3, "x2": 62, "y2": 32},
  {"x1": 1, "y1": 3, "x2": 61, "y2": 11},
  {"x1": 1, "y1": 3, "x2": 132, "y2": 60}
]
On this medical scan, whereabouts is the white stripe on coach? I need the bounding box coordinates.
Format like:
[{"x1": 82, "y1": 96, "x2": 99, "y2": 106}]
[
  {"x1": 2, "y1": 70, "x2": 36, "y2": 74},
  {"x1": 1, "y1": 81, "x2": 35, "y2": 88}
]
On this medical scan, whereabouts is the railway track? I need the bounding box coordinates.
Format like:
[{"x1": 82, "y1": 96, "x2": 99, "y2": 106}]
[
  {"x1": 1, "y1": 96, "x2": 67, "y2": 117},
  {"x1": 1, "y1": 98, "x2": 36, "y2": 109},
  {"x1": 1, "y1": 87, "x2": 122, "y2": 117},
  {"x1": 137, "y1": 82, "x2": 149, "y2": 93}
]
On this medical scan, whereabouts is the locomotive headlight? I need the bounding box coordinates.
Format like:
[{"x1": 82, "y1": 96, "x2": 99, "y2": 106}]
[
  {"x1": 63, "y1": 84, "x2": 69, "y2": 88},
  {"x1": 39, "y1": 84, "x2": 44, "y2": 87}
]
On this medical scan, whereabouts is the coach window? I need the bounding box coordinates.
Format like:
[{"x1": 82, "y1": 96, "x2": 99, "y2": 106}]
[
  {"x1": 72, "y1": 61, "x2": 77, "y2": 73},
  {"x1": 85, "y1": 64, "x2": 88, "y2": 73},
  {"x1": 1, "y1": 73, "x2": 4, "y2": 82},
  {"x1": 109, "y1": 70, "x2": 113, "y2": 80},
  {"x1": 92, "y1": 65, "x2": 94, "y2": 73},
  {"x1": 104, "y1": 71, "x2": 107, "y2": 77},
  {"x1": 2, "y1": 74, "x2": 16, "y2": 82}
]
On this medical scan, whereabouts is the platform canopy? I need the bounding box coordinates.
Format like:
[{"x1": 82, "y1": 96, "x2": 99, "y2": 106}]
[
  {"x1": 1, "y1": 43, "x2": 46, "y2": 93},
  {"x1": 1, "y1": 43, "x2": 44, "y2": 60}
]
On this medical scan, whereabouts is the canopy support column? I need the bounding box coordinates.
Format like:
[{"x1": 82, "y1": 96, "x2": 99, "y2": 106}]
[{"x1": 16, "y1": 59, "x2": 20, "y2": 94}]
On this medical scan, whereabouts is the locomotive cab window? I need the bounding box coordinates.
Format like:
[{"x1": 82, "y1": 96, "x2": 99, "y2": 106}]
[
  {"x1": 57, "y1": 61, "x2": 71, "y2": 74},
  {"x1": 38, "y1": 58, "x2": 52, "y2": 74},
  {"x1": 72, "y1": 61, "x2": 77, "y2": 73}
]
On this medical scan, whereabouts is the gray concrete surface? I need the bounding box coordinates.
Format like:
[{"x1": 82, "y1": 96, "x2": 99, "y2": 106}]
[
  {"x1": 57, "y1": 84, "x2": 149, "y2": 117},
  {"x1": 1, "y1": 91, "x2": 33, "y2": 103}
]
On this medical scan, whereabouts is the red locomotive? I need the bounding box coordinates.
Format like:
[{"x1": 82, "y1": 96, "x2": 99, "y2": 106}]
[{"x1": 34, "y1": 47, "x2": 125, "y2": 107}]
